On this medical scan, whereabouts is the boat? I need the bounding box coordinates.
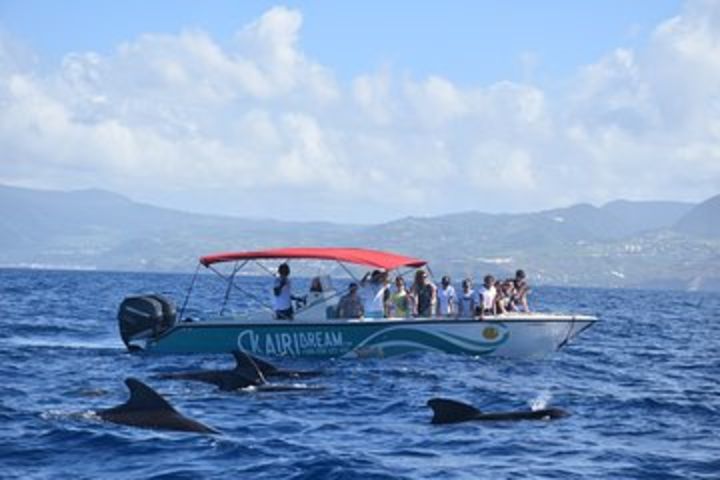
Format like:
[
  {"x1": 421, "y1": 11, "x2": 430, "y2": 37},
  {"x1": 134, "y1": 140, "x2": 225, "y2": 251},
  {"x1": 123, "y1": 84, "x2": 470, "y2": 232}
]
[{"x1": 117, "y1": 247, "x2": 597, "y2": 358}]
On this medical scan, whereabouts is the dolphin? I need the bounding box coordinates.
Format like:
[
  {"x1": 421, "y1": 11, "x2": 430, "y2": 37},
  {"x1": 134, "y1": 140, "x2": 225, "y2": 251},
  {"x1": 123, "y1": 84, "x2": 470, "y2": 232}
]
[
  {"x1": 244, "y1": 352, "x2": 321, "y2": 380},
  {"x1": 96, "y1": 378, "x2": 218, "y2": 434},
  {"x1": 427, "y1": 398, "x2": 569, "y2": 424},
  {"x1": 155, "y1": 351, "x2": 323, "y2": 392}
]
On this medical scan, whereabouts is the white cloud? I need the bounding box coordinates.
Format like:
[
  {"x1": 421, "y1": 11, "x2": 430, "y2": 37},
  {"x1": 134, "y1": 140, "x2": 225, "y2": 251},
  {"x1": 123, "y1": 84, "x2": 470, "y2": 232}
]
[
  {"x1": 353, "y1": 69, "x2": 394, "y2": 125},
  {"x1": 0, "y1": 2, "x2": 719, "y2": 221},
  {"x1": 404, "y1": 75, "x2": 468, "y2": 126},
  {"x1": 469, "y1": 144, "x2": 537, "y2": 191},
  {"x1": 235, "y1": 7, "x2": 338, "y2": 101},
  {"x1": 560, "y1": 0, "x2": 720, "y2": 202}
]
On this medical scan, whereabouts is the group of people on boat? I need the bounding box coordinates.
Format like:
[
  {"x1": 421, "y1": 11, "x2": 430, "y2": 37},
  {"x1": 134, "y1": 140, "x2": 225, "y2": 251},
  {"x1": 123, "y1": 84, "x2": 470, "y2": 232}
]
[{"x1": 272, "y1": 262, "x2": 530, "y2": 320}]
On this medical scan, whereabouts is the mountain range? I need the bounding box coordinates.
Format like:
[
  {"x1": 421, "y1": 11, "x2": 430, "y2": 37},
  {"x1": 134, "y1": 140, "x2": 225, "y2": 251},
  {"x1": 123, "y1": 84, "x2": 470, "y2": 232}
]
[{"x1": 1, "y1": 184, "x2": 718, "y2": 291}]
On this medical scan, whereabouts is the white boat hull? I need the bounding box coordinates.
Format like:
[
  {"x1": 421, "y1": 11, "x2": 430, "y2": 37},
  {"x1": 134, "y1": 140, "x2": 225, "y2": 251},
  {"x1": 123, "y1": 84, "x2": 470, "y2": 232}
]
[{"x1": 134, "y1": 313, "x2": 597, "y2": 358}]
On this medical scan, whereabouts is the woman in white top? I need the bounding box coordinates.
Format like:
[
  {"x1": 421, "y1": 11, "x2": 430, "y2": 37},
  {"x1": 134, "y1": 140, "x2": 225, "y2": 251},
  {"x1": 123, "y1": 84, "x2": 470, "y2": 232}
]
[
  {"x1": 360, "y1": 270, "x2": 390, "y2": 318},
  {"x1": 479, "y1": 274, "x2": 497, "y2": 316}
]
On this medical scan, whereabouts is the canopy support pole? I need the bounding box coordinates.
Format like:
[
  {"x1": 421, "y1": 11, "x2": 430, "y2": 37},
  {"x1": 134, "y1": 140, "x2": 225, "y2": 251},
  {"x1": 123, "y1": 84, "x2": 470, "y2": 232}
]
[
  {"x1": 253, "y1": 260, "x2": 276, "y2": 276},
  {"x1": 220, "y1": 260, "x2": 247, "y2": 315},
  {"x1": 395, "y1": 266, "x2": 418, "y2": 279},
  {"x1": 228, "y1": 280, "x2": 276, "y2": 315},
  {"x1": 178, "y1": 263, "x2": 201, "y2": 322},
  {"x1": 337, "y1": 261, "x2": 359, "y2": 282},
  {"x1": 206, "y1": 263, "x2": 276, "y2": 315}
]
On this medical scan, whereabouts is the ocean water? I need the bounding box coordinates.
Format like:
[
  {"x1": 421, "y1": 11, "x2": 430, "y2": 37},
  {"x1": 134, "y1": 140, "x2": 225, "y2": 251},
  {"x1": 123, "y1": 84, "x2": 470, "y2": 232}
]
[{"x1": 0, "y1": 268, "x2": 718, "y2": 479}]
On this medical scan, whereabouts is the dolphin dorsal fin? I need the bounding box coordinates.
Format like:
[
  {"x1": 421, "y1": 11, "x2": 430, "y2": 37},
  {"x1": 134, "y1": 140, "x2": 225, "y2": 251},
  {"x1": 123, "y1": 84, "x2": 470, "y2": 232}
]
[
  {"x1": 232, "y1": 351, "x2": 267, "y2": 384},
  {"x1": 427, "y1": 398, "x2": 482, "y2": 424},
  {"x1": 250, "y1": 356, "x2": 278, "y2": 376},
  {"x1": 233, "y1": 351, "x2": 277, "y2": 376},
  {"x1": 123, "y1": 378, "x2": 177, "y2": 412}
]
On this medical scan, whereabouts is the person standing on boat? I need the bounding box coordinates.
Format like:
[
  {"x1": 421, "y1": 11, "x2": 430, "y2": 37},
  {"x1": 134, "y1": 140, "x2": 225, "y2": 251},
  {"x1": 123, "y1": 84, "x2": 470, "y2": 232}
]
[
  {"x1": 360, "y1": 270, "x2": 390, "y2": 318},
  {"x1": 512, "y1": 269, "x2": 531, "y2": 312},
  {"x1": 388, "y1": 276, "x2": 410, "y2": 318},
  {"x1": 478, "y1": 274, "x2": 497, "y2": 317},
  {"x1": 495, "y1": 279, "x2": 516, "y2": 314},
  {"x1": 409, "y1": 270, "x2": 437, "y2": 317},
  {"x1": 337, "y1": 282, "x2": 364, "y2": 318},
  {"x1": 273, "y1": 263, "x2": 296, "y2": 320},
  {"x1": 457, "y1": 278, "x2": 479, "y2": 318},
  {"x1": 436, "y1": 276, "x2": 457, "y2": 317}
]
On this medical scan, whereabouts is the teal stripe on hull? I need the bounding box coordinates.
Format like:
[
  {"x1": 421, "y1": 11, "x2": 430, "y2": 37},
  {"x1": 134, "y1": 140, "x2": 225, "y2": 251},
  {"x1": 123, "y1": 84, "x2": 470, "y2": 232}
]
[
  {"x1": 352, "y1": 326, "x2": 508, "y2": 356},
  {"x1": 145, "y1": 321, "x2": 513, "y2": 358}
]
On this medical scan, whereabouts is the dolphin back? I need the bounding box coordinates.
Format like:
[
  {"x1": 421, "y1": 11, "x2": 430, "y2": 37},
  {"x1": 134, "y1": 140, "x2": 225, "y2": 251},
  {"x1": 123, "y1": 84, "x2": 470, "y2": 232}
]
[
  {"x1": 475, "y1": 408, "x2": 570, "y2": 421},
  {"x1": 427, "y1": 398, "x2": 570, "y2": 424},
  {"x1": 234, "y1": 351, "x2": 275, "y2": 376},
  {"x1": 232, "y1": 351, "x2": 268, "y2": 384},
  {"x1": 233, "y1": 351, "x2": 322, "y2": 379},
  {"x1": 154, "y1": 352, "x2": 322, "y2": 392},
  {"x1": 97, "y1": 378, "x2": 218, "y2": 434},
  {"x1": 427, "y1": 398, "x2": 482, "y2": 424},
  {"x1": 122, "y1": 378, "x2": 177, "y2": 412}
]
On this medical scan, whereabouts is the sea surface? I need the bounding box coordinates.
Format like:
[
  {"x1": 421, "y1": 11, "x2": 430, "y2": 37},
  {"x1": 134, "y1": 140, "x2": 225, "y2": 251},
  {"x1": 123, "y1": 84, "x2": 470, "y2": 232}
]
[{"x1": 0, "y1": 268, "x2": 718, "y2": 479}]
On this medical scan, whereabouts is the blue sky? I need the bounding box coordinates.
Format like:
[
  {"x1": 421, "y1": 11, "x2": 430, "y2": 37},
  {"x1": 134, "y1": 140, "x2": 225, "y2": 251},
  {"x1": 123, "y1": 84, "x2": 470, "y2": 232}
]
[
  {"x1": 1, "y1": 1, "x2": 717, "y2": 222},
  {"x1": 2, "y1": 1, "x2": 679, "y2": 83}
]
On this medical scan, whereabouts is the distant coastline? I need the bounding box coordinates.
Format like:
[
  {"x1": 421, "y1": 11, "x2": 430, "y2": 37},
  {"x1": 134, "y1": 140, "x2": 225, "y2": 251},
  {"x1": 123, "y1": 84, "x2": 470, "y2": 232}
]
[{"x1": 1, "y1": 184, "x2": 719, "y2": 292}]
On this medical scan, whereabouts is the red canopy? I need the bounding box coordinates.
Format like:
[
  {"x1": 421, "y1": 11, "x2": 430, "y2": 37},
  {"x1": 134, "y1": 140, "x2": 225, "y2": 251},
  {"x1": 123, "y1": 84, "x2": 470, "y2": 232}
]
[{"x1": 199, "y1": 247, "x2": 426, "y2": 270}]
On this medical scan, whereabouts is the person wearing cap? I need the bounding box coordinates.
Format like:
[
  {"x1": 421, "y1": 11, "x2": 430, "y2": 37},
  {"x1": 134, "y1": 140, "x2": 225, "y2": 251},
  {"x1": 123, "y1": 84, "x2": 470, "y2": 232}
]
[{"x1": 337, "y1": 282, "x2": 364, "y2": 319}]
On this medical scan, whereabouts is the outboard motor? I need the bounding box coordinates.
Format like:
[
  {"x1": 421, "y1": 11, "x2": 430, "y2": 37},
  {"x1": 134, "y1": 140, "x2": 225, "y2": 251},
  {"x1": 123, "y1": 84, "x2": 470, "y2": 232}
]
[{"x1": 117, "y1": 294, "x2": 177, "y2": 351}]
